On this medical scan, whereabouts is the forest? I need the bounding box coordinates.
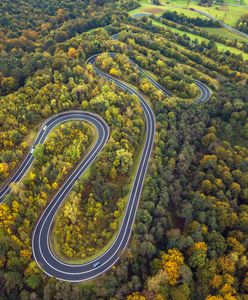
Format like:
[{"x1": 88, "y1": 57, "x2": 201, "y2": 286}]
[{"x1": 0, "y1": 0, "x2": 248, "y2": 299}]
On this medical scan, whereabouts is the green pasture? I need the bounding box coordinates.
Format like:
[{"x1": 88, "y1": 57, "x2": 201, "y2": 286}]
[
  {"x1": 132, "y1": 0, "x2": 248, "y2": 27},
  {"x1": 151, "y1": 19, "x2": 248, "y2": 59}
]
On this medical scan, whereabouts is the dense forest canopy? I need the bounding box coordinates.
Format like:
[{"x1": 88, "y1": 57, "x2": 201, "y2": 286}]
[{"x1": 0, "y1": 0, "x2": 248, "y2": 299}]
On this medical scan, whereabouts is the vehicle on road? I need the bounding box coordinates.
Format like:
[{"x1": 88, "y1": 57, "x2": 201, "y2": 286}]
[{"x1": 93, "y1": 261, "x2": 101, "y2": 268}]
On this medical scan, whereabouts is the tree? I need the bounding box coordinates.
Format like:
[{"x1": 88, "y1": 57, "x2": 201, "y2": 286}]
[
  {"x1": 0, "y1": 162, "x2": 9, "y2": 180},
  {"x1": 33, "y1": 144, "x2": 45, "y2": 163},
  {"x1": 1, "y1": 77, "x2": 17, "y2": 94},
  {"x1": 161, "y1": 248, "x2": 184, "y2": 286},
  {"x1": 26, "y1": 274, "x2": 40, "y2": 289},
  {"x1": 127, "y1": 292, "x2": 147, "y2": 300},
  {"x1": 189, "y1": 242, "x2": 208, "y2": 269},
  {"x1": 68, "y1": 47, "x2": 78, "y2": 59}
]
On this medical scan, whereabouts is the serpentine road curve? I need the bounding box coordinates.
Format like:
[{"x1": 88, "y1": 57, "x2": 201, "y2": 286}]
[{"x1": 0, "y1": 36, "x2": 211, "y2": 282}]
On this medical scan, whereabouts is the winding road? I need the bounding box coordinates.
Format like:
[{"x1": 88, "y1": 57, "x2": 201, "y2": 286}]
[{"x1": 0, "y1": 34, "x2": 211, "y2": 282}]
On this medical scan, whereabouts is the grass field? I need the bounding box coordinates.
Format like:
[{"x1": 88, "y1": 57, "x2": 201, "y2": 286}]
[
  {"x1": 168, "y1": 0, "x2": 247, "y2": 6},
  {"x1": 131, "y1": 0, "x2": 248, "y2": 43},
  {"x1": 151, "y1": 19, "x2": 248, "y2": 59},
  {"x1": 130, "y1": 0, "x2": 207, "y2": 16},
  {"x1": 130, "y1": 0, "x2": 248, "y2": 59},
  {"x1": 151, "y1": 19, "x2": 209, "y2": 42},
  {"x1": 132, "y1": 0, "x2": 248, "y2": 27},
  {"x1": 189, "y1": 4, "x2": 248, "y2": 26},
  {"x1": 205, "y1": 27, "x2": 248, "y2": 43}
]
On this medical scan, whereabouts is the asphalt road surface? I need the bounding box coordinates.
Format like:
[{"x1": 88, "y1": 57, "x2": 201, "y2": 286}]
[{"x1": 0, "y1": 35, "x2": 211, "y2": 282}]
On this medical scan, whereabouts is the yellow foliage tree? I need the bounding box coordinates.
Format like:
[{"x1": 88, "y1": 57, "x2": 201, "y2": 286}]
[
  {"x1": 68, "y1": 47, "x2": 78, "y2": 58},
  {"x1": 205, "y1": 296, "x2": 224, "y2": 300},
  {"x1": 127, "y1": 292, "x2": 146, "y2": 300},
  {"x1": 161, "y1": 248, "x2": 184, "y2": 286},
  {"x1": 194, "y1": 241, "x2": 208, "y2": 251},
  {"x1": 20, "y1": 249, "x2": 32, "y2": 260},
  {"x1": 0, "y1": 162, "x2": 9, "y2": 179},
  {"x1": 109, "y1": 67, "x2": 120, "y2": 77}
]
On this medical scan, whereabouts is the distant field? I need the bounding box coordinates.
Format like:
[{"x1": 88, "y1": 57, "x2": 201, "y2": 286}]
[
  {"x1": 189, "y1": 4, "x2": 248, "y2": 26},
  {"x1": 168, "y1": 0, "x2": 247, "y2": 5},
  {"x1": 222, "y1": 0, "x2": 247, "y2": 4},
  {"x1": 130, "y1": 0, "x2": 204, "y2": 16},
  {"x1": 205, "y1": 27, "x2": 248, "y2": 43},
  {"x1": 130, "y1": 1, "x2": 166, "y2": 15},
  {"x1": 131, "y1": 0, "x2": 248, "y2": 59},
  {"x1": 133, "y1": 0, "x2": 248, "y2": 27},
  {"x1": 151, "y1": 19, "x2": 208, "y2": 42},
  {"x1": 151, "y1": 19, "x2": 248, "y2": 59}
]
